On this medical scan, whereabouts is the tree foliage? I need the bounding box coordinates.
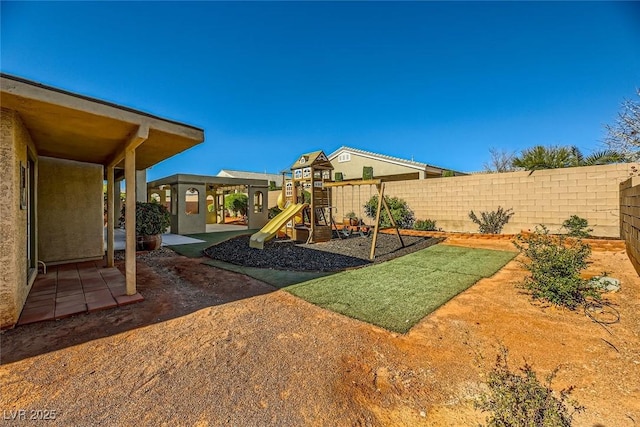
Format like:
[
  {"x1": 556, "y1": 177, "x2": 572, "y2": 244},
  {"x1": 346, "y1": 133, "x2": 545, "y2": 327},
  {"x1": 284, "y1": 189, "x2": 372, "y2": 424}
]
[
  {"x1": 484, "y1": 147, "x2": 517, "y2": 173},
  {"x1": 512, "y1": 145, "x2": 624, "y2": 171},
  {"x1": 604, "y1": 90, "x2": 640, "y2": 162},
  {"x1": 224, "y1": 193, "x2": 248, "y2": 216}
]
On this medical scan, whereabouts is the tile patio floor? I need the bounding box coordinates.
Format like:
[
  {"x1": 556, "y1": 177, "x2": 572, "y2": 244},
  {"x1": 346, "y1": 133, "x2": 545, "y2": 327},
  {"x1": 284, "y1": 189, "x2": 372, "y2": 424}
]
[{"x1": 17, "y1": 260, "x2": 143, "y2": 326}]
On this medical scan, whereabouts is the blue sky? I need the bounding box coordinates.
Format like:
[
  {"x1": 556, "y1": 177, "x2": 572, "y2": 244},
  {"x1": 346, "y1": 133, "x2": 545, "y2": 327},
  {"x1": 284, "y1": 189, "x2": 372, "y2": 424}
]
[{"x1": 2, "y1": 1, "x2": 639, "y2": 179}]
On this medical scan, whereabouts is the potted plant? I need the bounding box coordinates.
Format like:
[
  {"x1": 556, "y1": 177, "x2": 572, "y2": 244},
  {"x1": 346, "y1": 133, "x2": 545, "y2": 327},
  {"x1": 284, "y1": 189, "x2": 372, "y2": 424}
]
[
  {"x1": 344, "y1": 211, "x2": 359, "y2": 226},
  {"x1": 135, "y1": 201, "x2": 170, "y2": 250}
]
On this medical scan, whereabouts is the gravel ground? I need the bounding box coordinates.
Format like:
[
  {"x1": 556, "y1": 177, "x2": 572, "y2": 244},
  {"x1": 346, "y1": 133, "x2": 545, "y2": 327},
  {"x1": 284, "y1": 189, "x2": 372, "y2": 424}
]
[{"x1": 204, "y1": 234, "x2": 443, "y2": 271}]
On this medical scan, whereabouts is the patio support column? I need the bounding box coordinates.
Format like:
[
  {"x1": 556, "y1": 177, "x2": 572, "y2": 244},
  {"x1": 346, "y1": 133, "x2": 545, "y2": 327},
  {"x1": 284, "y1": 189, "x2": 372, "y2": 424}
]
[
  {"x1": 125, "y1": 148, "x2": 136, "y2": 295},
  {"x1": 107, "y1": 123, "x2": 148, "y2": 296},
  {"x1": 106, "y1": 165, "x2": 115, "y2": 267}
]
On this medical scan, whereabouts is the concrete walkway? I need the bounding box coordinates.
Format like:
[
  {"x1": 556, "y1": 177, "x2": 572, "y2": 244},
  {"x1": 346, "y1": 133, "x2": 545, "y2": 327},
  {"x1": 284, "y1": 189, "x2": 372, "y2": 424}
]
[{"x1": 104, "y1": 228, "x2": 205, "y2": 251}]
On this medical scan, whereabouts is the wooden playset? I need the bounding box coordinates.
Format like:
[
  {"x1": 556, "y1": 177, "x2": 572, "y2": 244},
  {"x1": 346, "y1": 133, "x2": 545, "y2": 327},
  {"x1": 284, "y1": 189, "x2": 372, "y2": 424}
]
[{"x1": 251, "y1": 150, "x2": 405, "y2": 259}]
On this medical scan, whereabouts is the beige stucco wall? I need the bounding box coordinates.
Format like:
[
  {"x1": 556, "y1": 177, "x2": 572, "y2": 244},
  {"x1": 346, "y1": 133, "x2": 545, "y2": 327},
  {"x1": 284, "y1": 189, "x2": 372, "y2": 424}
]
[
  {"x1": 331, "y1": 153, "x2": 424, "y2": 181},
  {"x1": 620, "y1": 177, "x2": 640, "y2": 275},
  {"x1": 38, "y1": 157, "x2": 104, "y2": 264},
  {"x1": 171, "y1": 183, "x2": 206, "y2": 234},
  {"x1": 333, "y1": 163, "x2": 638, "y2": 238},
  {"x1": 268, "y1": 190, "x2": 282, "y2": 208},
  {"x1": 0, "y1": 109, "x2": 37, "y2": 328}
]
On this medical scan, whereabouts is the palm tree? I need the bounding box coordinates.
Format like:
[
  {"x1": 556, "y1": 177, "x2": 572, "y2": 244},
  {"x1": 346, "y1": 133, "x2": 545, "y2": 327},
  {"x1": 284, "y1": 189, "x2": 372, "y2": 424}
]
[{"x1": 512, "y1": 145, "x2": 624, "y2": 171}]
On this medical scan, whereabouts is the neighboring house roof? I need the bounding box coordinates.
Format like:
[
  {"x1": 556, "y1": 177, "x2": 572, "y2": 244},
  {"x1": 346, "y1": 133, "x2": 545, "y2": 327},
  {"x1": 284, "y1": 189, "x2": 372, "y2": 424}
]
[
  {"x1": 217, "y1": 170, "x2": 284, "y2": 185},
  {"x1": 328, "y1": 145, "x2": 464, "y2": 175}
]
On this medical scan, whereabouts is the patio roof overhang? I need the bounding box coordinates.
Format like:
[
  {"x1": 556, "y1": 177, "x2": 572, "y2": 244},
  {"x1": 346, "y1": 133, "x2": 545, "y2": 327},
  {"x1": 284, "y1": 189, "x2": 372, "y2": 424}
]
[
  {"x1": 1, "y1": 73, "x2": 205, "y2": 297},
  {"x1": 0, "y1": 73, "x2": 204, "y2": 170}
]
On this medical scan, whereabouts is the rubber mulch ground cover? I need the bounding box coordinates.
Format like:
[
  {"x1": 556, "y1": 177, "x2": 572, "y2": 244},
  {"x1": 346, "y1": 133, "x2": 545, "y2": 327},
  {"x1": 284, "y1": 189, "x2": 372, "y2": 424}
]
[
  {"x1": 203, "y1": 234, "x2": 442, "y2": 272},
  {"x1": 167, "y1": 230, "x2": 257, "y2": 258},
  {"x1": 286, "y1": 245, "x2": 517, "y2": 333}
]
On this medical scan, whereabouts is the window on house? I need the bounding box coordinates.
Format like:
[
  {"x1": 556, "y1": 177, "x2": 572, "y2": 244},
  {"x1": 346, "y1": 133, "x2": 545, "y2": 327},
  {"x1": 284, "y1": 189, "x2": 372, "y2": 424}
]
[{"x1": 338, "y1": 153, "x2": 351, "y2": 163}]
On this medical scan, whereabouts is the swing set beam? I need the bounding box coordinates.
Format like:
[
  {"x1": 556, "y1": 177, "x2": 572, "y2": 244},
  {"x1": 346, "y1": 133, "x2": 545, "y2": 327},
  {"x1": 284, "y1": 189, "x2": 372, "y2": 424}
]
[{"x1": 323, "y1": 179, "x2": 404, "y2": 260}]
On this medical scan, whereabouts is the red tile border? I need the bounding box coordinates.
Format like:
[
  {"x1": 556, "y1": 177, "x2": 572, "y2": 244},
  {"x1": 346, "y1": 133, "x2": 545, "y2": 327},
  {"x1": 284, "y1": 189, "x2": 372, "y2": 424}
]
[
  {"x1": 17, "y1": 305, "x2": 56, "y2": 326},
  {"x1": 115, "y1": 293, "x2": 144, "y2": 306},
  {"x1": 17, "y1": 261, "x2": 143, "y2": 326}
]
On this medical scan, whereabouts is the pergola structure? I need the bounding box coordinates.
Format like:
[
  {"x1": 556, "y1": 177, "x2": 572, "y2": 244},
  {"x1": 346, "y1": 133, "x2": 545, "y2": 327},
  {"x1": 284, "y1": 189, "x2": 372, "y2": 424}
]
[{"x1": 147, "y1": 174, "x2": 269, "y2": 234}]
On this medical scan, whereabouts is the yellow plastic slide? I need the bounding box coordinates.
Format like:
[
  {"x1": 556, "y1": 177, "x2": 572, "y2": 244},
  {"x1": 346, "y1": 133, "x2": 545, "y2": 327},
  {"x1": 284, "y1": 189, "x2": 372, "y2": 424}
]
[{"x1": 249, "y1": 203, "x2": 308, "y2": 249}]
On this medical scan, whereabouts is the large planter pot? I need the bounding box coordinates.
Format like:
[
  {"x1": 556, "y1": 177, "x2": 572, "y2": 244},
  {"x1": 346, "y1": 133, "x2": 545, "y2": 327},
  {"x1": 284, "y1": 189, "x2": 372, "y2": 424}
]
[{"x1": 137, "y1": 234, "x2": 162, "y2": 251}]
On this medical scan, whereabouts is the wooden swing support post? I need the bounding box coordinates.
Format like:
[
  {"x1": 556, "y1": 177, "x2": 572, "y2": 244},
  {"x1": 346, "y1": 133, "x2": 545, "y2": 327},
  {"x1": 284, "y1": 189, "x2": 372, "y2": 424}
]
[
  {"x1": 323, "y1": 179, "x2": 403, "y2": 260},
  {"x1": 369, "y1": 182, "x2": 404, "y2": 260}
]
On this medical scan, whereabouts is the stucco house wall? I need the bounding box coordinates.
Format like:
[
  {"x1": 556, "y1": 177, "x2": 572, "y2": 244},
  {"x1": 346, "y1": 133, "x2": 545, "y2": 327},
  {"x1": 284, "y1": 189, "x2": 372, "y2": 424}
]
[
  {"x1": 37, "y1": 157, "x2": 104, "y2": 264},
  {"x1": 331, "y1": 153, "x2": 423, "y2": 181},
  {"x1": 0, "y1": 109, "x2": 37, "y2": 328}
]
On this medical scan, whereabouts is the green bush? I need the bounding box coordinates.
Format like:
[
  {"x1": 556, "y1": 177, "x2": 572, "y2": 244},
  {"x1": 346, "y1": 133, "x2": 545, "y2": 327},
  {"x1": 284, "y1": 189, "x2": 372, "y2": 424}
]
[
  {"x1": 562, "y1": 215, "x2": 593, "y2": 238},
  {"x1": 135, "y1": 202, "x2": 170, "y2": 236},
  {"x1": 414, "y1": 219, "x2": 439, "y2": 231},
  {"x1": 268, "y1": 206, "x2": 282, "y2": 219},
  {"x1": 476, "y1": 346, "x2": 584, "y2": 427},
  {"x1": 513, "y1": 226, "x2": 598, "y2": 309},
  {"x1": 302, "y1": 189, "x2": 311, "y2": 204},
  {"x1": 442, "y1": 170, "x2": 455, "y2": 177},
  {"x1": 335, "y1": 172, "x2": 343, "y2": 182},
  {"x1": 469, "y1": 206, "x2": 514, "y2": 234},
  {"x1": 362, "y1": 166, "x2": 373, "y2": 180},
  {"x1": 364, "y1": 195, "x2": 415, "y2": 229},
  {"x1": 224, "y1": 193, "x2": 248, "y2": 216}
]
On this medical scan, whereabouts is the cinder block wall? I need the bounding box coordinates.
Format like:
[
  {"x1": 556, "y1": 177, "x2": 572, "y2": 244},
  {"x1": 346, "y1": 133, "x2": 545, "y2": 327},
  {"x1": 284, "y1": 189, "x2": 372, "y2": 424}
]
[
  {"x1": 620, "y1": 177, "x2": 640, "y2": 275},
  {"x1": 332, "y1": 163, "x2": 638, "y2": 238}
]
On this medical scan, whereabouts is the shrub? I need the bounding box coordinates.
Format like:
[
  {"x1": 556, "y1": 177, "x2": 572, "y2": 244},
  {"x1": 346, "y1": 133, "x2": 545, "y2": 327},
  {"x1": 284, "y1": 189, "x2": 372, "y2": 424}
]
[
  {"x1": 414, "y1": 219, "x2": 439, "y2": 231},
  {"x1": 268, "y1": 206, "x2": 282, "y2": 219},
  {"x1": 562, "y1": 215, "x2": 593, "y2": 238},
  {"x1": 335, "y1": 172, "x2": 343, "y2": 182},
  {"x1": 364, "y1": 195, "x2": 415, "y2": 229},
  {"x1": 268, "y1": 181, "x2": 278, "y2": 191},
  {"x1": 469, "y1": 206, "x2": 514, "y2": 234},
  {"x1": 513, "y1": 225, "x2": 598, "y2": 309},
  {"x1": 302, "y1": 189, "x2": 311, "y2": 204},
  {"x1": 442, "y1": 170, "x2": 455, "y2": 177},
  {"x1": 135, "y1": 201, "x2": 170, "y2": 236},
  {"x1": 362, "y1": 166, "x2": 373, "y2": 180},
  {"x1": 224, "y1": 193, "x2": 248, "y2": 216},
  {"x1": 476, "y1": 346, "x2": 584, "y2": 427}
]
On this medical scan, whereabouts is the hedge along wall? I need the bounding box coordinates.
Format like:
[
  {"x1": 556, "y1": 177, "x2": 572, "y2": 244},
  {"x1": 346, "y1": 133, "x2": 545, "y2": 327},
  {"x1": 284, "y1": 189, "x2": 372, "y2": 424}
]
[
  {"x1": 620, "y1": 176, "x2": 640, "y2": 275},
  {"x1": 332, "y1": 163, "x2": 638, "y2": 238}
]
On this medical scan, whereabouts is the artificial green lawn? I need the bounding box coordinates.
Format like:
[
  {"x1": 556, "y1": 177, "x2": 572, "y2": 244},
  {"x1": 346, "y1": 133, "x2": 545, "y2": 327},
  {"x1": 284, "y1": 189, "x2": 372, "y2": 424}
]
[
  {"x1": 167, "y1": 230, "x2": 257, "y2": 258},
  {"x1": 286, "y1": 245, "x2": 517, "y2": 333}
]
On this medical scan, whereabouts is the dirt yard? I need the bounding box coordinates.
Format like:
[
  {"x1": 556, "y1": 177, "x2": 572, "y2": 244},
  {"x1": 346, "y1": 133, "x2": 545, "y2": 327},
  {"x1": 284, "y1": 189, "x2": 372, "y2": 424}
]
[{"x1": 1, "y1": 237, "x2": 639, "y2": 426}]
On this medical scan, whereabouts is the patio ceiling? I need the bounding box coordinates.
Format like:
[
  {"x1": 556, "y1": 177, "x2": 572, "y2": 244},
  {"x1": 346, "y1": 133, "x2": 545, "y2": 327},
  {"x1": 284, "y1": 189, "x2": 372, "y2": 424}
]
[{"x1": 1, "y1": 74, "x2": 204, "y2": 170}]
